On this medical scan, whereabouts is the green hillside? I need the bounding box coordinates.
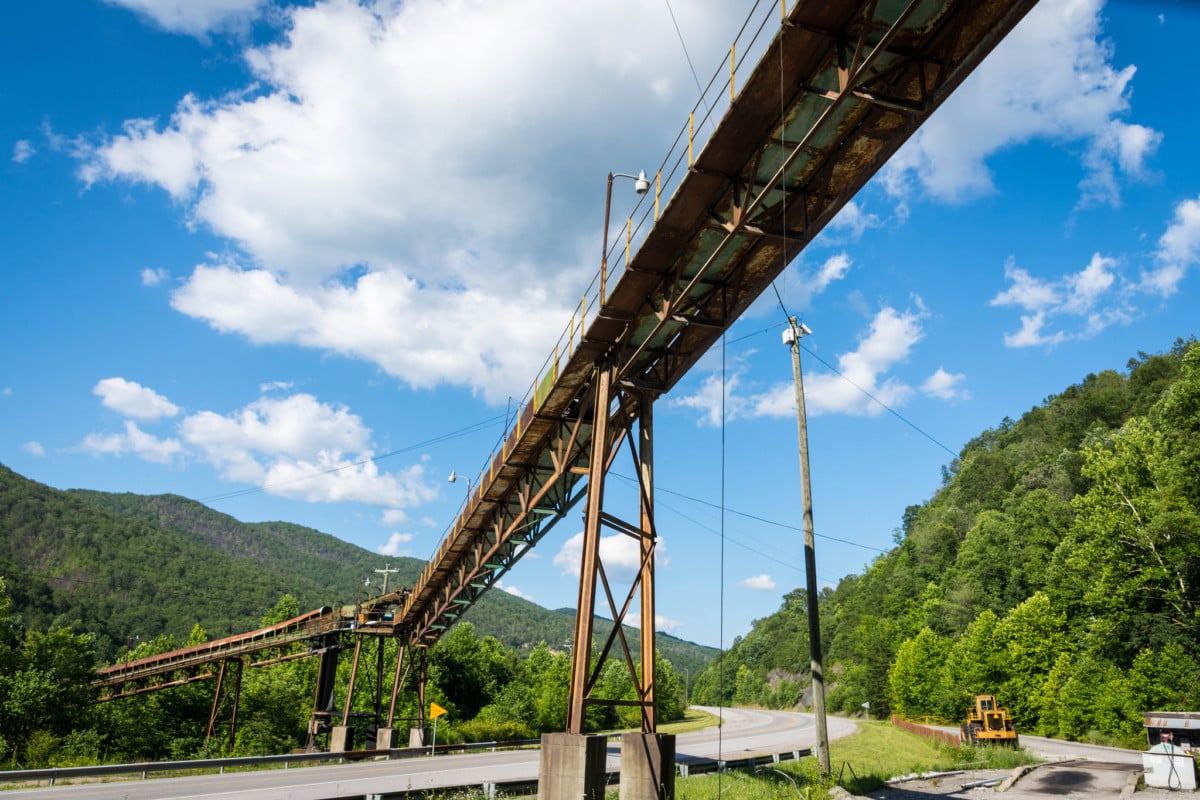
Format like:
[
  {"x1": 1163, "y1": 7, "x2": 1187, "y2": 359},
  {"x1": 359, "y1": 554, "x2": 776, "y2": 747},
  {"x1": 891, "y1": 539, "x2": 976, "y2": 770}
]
[
  {"x1": 0, "y1": 468, "x2": 715, "y2": 672},
  {"x1": 693, "y1": 338, "x2": 1200, "y2": 748}
]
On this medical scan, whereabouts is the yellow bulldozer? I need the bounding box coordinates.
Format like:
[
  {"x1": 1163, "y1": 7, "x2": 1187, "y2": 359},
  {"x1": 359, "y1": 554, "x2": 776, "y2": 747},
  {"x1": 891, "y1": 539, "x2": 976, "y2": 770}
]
[{"x1": 960, "y1": 694, "x2": 1019, "y2": 746}]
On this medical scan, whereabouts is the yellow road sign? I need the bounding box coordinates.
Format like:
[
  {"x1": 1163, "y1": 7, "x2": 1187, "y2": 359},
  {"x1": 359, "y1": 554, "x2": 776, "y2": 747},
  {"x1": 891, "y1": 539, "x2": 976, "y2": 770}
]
[{"x1": 430, "y1": 702, "x2": 448, "y2": 720}]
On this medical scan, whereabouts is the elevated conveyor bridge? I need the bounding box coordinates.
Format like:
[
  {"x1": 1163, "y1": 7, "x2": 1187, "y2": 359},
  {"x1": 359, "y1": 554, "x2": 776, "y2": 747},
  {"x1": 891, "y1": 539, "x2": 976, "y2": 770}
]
[{"x1": 93, "y1": 0, "x2": 1039, "y2": 751}]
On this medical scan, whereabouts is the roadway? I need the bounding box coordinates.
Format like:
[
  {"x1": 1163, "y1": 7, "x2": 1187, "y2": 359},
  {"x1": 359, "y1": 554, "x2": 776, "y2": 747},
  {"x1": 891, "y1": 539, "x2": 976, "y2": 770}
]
[{"x1": 3, "y1": 708, "x2": 852, "y2": 800}]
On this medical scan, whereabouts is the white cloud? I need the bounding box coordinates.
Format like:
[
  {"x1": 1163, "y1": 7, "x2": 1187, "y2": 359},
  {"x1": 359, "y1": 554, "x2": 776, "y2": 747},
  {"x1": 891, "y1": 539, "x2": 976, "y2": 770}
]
[
  {"x1": 177, "y1": 393, "x2": 436, "y2": 507},
  {"x1": 259, "y1": 380, "x2": 294, "y2": 393},
  {"x1": 12, "y1": 140, "x2": 34, "y2": 163},
  {"x1": 1146, "y1": 195, "x2": 1200, "y2": 296},
  {"x1": 669, "y1": 369, "x2": 746, "y2": 428},
  {"x1": 141, "y1": 267, "x2": 170, "y2": 286},
  {"x1": 22, "y1": 441, "x2": 45, "y2": 456},
  {"x1": 553, "y1": 530, "x2": 665, "y2": 579},
  {"x1": 921, "y1": 368, "x2": 969, "y2": 401},
  {"x1": 991, "y1": 253, "x2": 1132, "y2": 347},
  {"x1": 990, "y1": 259, "x2": 1059, "y2": 310},
  {"x1": 825, "y1": 201, "x2": 881, "y2": 241},
  {"x1": 169, "y1": 262, "x2": 566, "y2": 401},
  {"x1": 101, "y1": 0, "x2": 269, "y2": 36},
  {"x1": 77, "y1": 0, "x2": 742, "y2": 403},
  {"x1": 381, "y1": 508, "x2": 409, "y2": 526},
  {"x1": 739, "y1": 574, "x2": 776, "y2": 591},
  {"x1": 93, "y1": 377, "x2": 181, "y2": 420},
  {"x1": 674, "y1": 303, "x2": 933, "y2": 425},
  {"x1": 83, "y1": 385, "x2": 437, "y2": 508},
  {"x1": 80, "y1": 420, "x2": 183, "y2": 463},
  {"x1": 655, "y1": 615, "x2": 683, "y2": 634},
  {"x1": 497, "y1": 581, "x2": 534, "y2": 602},
  {"x1": 883, "y1": 0, "x2": 1159, "y2": 206},
  {"x1": 377, "y1": 531, "x2": 414, "y2": 557}
]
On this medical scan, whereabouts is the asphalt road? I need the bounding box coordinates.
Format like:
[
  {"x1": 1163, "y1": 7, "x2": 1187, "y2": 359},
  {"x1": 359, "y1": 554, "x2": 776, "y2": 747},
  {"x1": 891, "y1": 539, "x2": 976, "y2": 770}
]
[{"x1": 3, "y1": 707, "x2": 852, "y2": 800}]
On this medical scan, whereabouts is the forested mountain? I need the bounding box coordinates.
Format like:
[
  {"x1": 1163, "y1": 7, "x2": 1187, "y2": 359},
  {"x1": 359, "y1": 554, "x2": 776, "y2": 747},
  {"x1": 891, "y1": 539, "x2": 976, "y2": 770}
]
[
  {"x1": 0, "y1": 469, "x2": 714, "y2": 673},
  {"x1": 0, "y1": 466, "x2": 714, "y2": 766},
  {"x1": 693, "y1": 339, "x2": 1200, "y2": 747}
]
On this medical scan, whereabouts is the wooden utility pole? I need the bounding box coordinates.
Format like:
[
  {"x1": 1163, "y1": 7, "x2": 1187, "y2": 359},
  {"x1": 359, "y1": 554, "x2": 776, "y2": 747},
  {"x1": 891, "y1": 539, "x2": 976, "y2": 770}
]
[
  {"x1": 374, "y1": 564, "x2": 400, "y2": 596},
  {"x1": 786, "y1": 317, "x2": 830, "y2": 774}
]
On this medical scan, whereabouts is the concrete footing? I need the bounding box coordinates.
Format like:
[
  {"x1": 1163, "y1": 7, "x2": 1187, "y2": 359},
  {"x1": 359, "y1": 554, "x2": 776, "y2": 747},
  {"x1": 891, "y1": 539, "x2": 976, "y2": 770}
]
[
  {"x1": 408, "y1": 726, "x2": 428, "y2": 748},
  {"x1": 620, "y1": 732, "x2": 675, "y2": 800},
  {"x1": 329, "y1": 726, "x2": 354, "y2": 753},
  {"x1": 538, "y1": 732, "x2": 607, "y2": 800},
  {"x1": 375, "y1": 727, "x2": 402, "y2": 749}
]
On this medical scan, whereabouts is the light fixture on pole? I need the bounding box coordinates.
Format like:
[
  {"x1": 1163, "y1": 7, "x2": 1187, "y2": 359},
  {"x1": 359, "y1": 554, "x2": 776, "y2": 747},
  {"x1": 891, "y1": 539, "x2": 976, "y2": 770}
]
[
  {"x1": 601, "y1": 170, "x2": 649, "y2": 300},
  {"x1": 447, "y1": 470, "x2": 472, "y2": 505},
  {"x1": 783, "y1": 316, "x2": 830, "y2": 774}
]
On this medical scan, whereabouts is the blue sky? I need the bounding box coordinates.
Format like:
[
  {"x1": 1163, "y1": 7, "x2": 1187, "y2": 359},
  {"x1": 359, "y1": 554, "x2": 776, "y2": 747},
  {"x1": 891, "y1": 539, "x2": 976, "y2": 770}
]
[{"x1": 2, "y1": 0, "x2": 1198, "y2": 651}]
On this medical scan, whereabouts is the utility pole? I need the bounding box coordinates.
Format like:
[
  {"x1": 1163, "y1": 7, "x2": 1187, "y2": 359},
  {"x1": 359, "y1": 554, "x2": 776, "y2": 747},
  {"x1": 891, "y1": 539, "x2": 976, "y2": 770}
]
[
  {"x1": 374, "y1": 564, "x2": 400, "y2": 596},
  {"x1": 784, "y1": 317, "x2": 830, "y2": 774}
]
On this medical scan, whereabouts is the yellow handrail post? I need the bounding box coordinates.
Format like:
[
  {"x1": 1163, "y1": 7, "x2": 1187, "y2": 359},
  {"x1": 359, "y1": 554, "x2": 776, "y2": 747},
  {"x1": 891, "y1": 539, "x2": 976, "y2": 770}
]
[
  {"x1": 730, "y1": 44, "x2": 736, "y2": 102},
  {"x1": 625, "y1": 218, "x2": 632, "y2": 268},
  {"x1": 689, "y1": 113, "x2": 694, "y2": 167}
]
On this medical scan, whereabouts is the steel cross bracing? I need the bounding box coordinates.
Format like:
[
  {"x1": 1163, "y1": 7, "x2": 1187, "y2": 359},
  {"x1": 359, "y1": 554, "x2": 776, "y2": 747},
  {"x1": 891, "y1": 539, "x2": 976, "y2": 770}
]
[{"x1": 396, "y1": 0, "x2": 1038, "y2": 662}]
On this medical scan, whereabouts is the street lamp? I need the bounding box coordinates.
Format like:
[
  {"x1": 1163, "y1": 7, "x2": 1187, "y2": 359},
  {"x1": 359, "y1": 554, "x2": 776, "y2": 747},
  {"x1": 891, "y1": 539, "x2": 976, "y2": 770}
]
[
  {"x1": 601, "y1": 170, "x2": 650, "y2": 300},
  {"x1": 447, "y1": 470, "x2": 472, "y2": 505}
]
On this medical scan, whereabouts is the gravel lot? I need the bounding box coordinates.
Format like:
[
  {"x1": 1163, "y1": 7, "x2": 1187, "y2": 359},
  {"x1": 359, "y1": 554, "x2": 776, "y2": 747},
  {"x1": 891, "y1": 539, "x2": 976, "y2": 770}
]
[{"x1": 853, "y1": 734, "x2": 1197, "y2": 799}]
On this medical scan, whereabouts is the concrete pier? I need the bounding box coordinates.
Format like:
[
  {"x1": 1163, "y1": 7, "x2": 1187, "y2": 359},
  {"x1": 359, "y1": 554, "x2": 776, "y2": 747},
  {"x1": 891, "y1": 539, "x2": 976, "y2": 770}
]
[
  {"x1": 329, "y1": 726, "x2": 353, "y2": 753},
  {"x1": 620, "y1": 732, "x2": 675, "y2": 800},
  {"x1": 538, "y1": 732, "x2": 607, "y2": 800}
]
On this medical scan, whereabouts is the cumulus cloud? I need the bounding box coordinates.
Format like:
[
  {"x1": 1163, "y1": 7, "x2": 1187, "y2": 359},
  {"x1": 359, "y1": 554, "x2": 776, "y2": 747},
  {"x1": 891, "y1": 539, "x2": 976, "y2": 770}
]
[
  {"x1": 377, "y1": 531, "x2": 414, "y2": 557},
  {"x1": 673, "y1": 303, "x2": 934, "y2": 425},
  {"x1": 1146, "y1": 195, "x2": 1200, "y2": 296},
  {"x1": 12, "y1": 140, "x2": 34, "y2": 163},
  {"x1": 921, "y1": 368, "x2": 969, "y2": 401},
  {"x1": 22, "y1": 441, "x2": 45, "y2": 456},
  {"x1": 497, "y1": 581, "x2": 534, "y2": 602},
  {"x1": 101, "y1": 0, "x2": 269, "y2": 36},
  {"x1": 381, "y1": 508, "x2": 409, "y2": 526},
  {"x1": 82, "y1": 385, "x2": 438, "y2": 508},
  {"x1": 169, "y1": 262, "x2": 566, "y2": 401},
  {"x1": 883, "y1": 0, "x2": 1160, "y2": 206},
  {"x1": 739, "y1": 574, "x2": 776, "y2": 591},
  {"x1": 990, "y1": 253, "x2": 1136, "y2": 347},
  {"x1": 94, "y1": 377, "x2": 181, "y2": 420},
  {"x1": 76, "y1": 0, "x2": 744, "y2": 402},
  {"x1": 80, "y1": 420, "x2": 183, "y2": 463},
  {"x1": 178, "y1": 393, "x2": 436, "y2": 506},
  {"x1": 141, "y1": 267, "x2": 170, "y2": 286},
  {"x1": 553, "y1": 531, "x2": 665, "y2": 579},
  {"x1": 826, "y1": 202, "x2": 881, "y2": 241},
  {"x1": 655, "y1": 615, "x2": 683, "y2": 634}
]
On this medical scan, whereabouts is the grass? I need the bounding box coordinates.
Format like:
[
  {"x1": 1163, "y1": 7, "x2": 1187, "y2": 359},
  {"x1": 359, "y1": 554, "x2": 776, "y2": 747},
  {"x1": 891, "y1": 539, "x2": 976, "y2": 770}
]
[
  {"x1": 609, "y1": 717, "x2": 1041, "y2": 800},
  {"x1": 655, "y1": 707, "x2": 723, "y2": 736}
]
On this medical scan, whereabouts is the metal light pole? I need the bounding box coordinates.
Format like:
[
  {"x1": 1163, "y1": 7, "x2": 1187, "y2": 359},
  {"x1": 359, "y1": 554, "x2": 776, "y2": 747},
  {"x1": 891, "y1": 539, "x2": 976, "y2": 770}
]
[
  {"x1": 784, "y1": 317, "x2": 830, "y2": 774},
  {"x1": 601, "y1": 170, "x2": 649, "y2": 300},
  {"x1": 448, "y1": 470, "x2": 472, "y2": 505}
]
